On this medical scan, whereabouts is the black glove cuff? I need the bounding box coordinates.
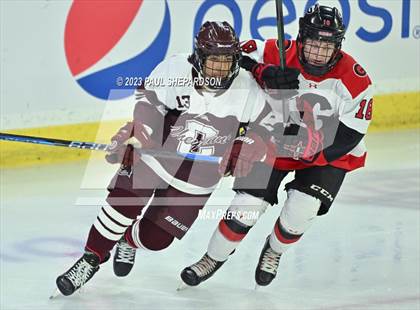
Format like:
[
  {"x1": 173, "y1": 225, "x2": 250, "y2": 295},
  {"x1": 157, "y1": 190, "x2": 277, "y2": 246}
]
[{"x1": 240, "y1": 55, "x2": 258, "y2": 72}]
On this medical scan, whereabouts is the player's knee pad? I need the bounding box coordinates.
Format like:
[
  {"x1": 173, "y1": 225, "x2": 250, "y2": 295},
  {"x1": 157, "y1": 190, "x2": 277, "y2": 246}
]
[
  {"x1": 280, "y1": 189, "x2": 321, "y2": 235},
  {"x1": 138, "y1": 218, "x2": 174, "y2": 251},
  {"x1": 228, "y1": 192, "x2": 269, "y2": 227}
]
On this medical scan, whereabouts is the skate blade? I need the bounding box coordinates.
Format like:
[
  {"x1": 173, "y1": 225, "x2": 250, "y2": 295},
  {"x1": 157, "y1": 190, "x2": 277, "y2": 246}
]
[
  {"x1": 176, "y1": 282, "x2": 188, "y2": 291},
  {"x1": 49, "y1": 289, "x2": 61, "y2": 300},
  {"x1": 254, "y1": 284, "x2": 261, "y2": 291}
]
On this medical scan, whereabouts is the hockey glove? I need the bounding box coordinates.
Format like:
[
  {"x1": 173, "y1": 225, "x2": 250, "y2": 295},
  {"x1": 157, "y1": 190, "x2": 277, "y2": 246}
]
[
  {"x1": 219, "y1": 132, "x2": 273, "y2": 178},
  {"x1": 276, "y1": 125, "x2": 324, "y2": 164},
  {"x1": 105, "y1": 121, "x2": 154, "y2": 166},
  {"x1": 240, "y1": 56, "x2": 300, "y2": 93}
]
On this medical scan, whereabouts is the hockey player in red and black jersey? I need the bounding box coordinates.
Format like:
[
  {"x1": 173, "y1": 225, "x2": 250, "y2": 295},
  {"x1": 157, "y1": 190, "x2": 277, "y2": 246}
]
[
  {"x1": 181, "y1": 4, "x2": 374, "y2": 287},
  {"x1": 53, "y1": 21, "x2": 299, "y2": 297}
]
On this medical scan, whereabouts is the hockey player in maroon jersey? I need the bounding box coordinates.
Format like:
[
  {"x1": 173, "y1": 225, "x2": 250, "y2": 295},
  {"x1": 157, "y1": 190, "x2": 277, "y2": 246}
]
[
  {"x1": 181, "y1": 4, "x2": 374, "y2": 287},
  {"x1": 54, "y1": 21, "x2": 299, "y2": 296}
]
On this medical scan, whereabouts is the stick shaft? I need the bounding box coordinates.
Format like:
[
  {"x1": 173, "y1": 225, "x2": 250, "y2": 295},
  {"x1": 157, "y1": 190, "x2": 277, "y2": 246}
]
[
  {"x1": 0, "y1": 132, "x2": 109, "y2": 150},
  {"x1": 275, "y1": 0, "x2": 286, "y2": 70},
  {"x1": 0, "y1": 132, "x2": 221, "y2": 164}
]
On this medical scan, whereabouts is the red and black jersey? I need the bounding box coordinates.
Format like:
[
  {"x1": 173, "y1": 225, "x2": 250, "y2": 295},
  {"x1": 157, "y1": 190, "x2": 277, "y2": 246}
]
[{"x1": 241, "y1": 39, "x2": 373, "y2": 172}]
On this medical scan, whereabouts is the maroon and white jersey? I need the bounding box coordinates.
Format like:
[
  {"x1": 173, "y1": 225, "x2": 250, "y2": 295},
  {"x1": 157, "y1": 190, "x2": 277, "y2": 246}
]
[
  {"x1": 241, "y1": 39, "x2": 374, "y2": 171},
  {"x1": 133, "y1": 54, "x2": 267, "y2": 194}
]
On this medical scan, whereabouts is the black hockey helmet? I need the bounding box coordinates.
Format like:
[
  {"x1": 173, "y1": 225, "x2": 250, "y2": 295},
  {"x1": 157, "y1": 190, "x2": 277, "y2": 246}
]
[
  {"x1": 189, "y1": 21, "x2": 241, "y2": 89},
  {"x1": 297, "y1": 4, "x2": 346, "y2": 76}
]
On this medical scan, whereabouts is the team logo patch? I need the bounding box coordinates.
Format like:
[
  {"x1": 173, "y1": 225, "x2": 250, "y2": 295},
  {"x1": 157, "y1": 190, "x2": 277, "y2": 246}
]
[
  {"x1": 241, "y1": 40, "x2": 257, "y2": 53},
  {"x1": 353, "y1": 64, "x2": 367, "y2": 77}
]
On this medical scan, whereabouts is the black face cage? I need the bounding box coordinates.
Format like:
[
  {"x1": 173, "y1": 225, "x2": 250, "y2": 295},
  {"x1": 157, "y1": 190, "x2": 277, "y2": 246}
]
[
  {"x1": 297, "y1": 18, "x2": 345, "y2": 76},
  {"x1": 191, "y1": 48, "x2": 241, "y2": 89}
]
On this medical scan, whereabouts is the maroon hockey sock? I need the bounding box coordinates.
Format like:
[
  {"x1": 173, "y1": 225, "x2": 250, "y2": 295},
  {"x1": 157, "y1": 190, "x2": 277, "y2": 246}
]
[
  {"x1": 84, "y1": 188, "x2": 153, "y2": 261},
  {"x1": 85, "y1": 227, "x2": 117, "y2": 262},
  {"x1": 124, "y1": 226, "x2": 138, "y2": 249}
]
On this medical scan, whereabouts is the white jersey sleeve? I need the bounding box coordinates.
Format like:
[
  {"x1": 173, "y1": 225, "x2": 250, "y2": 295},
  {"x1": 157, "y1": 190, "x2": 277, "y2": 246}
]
[
  {"x1": 131, "y1": 55, "x2": 192, "y2": 132},
  {"x1": 143, "y1": 54, "x2": 191, "y2": 110},
  {"x1": 337, "y1": 70, "x2": 374, "y2": 135},
  {"x1": 339, "y1": 86, "x2": 373, "y2": 134},
  {"x1": 245, "y1": 76, "x2": 269, "y2": 123}
]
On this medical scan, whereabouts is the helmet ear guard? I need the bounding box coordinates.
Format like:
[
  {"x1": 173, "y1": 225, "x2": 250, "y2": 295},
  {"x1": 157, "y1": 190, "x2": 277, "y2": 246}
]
[
  {"x1": 189, "y1": 21, "x2": 242, "y2": 89},
  {"x1": 297, "y1": 4, "x2": 346, "y2": 76}
]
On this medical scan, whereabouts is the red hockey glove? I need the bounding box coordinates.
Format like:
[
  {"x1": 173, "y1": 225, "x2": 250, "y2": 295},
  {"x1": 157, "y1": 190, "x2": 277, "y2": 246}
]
[
  {"x1": 105, "y1": 121, "x2": 154, "y2": 165},
  {"x1": 296, "y1": 96, "x2": 316, "y2": 129},
  {"x1": 276, "y1": 125, "x2": 324, "y2": 164},
  {"x1": 219, "y1": 132, "x2": 271, "y2": 178}
]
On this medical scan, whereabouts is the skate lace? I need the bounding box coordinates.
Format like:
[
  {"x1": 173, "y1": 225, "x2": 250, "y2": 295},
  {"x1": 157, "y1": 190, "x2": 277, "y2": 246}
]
[
  {"x1": 260, "y1": 247, "x2": 281, "y2": 274},
  {"x1": 67, "y1": 259, "x2": 96, "y2": 289},
  {"x1": 115, "y1": 240, "x2": 136, "y2": 264},
  {"x1": 191, "y1": 254, "x2": 217, "y2": 277}
]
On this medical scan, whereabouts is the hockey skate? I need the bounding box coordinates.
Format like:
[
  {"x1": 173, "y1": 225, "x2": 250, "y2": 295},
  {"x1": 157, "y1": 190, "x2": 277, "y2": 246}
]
[
  {"x1": 113, "y1": 236, "x2": 137, "y2": 277},
  {"x1": 55, "y1": 251, "x2": 108, "y2": 296},
  {"x1": 180, "y1": 253, "x2": 226, "y2": 287},
  {"x1": 255, "y1": 236, "x2": 282, "y2": 286}
]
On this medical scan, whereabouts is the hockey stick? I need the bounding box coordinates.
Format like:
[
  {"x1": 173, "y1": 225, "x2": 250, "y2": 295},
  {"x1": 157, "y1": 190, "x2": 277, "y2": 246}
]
[
  {"x1": 274, "y1": 0, "x2": 294, "y2": 125},
  {"x1": 275, "y1": 0, "x2": 286, "y2": 70},
  {"x1": 0, "y1": 132, "x2": 222, "y2": 164}
]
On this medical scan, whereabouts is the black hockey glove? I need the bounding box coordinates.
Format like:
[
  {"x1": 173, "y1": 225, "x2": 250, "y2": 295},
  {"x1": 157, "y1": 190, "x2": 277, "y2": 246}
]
[{"x1": 240, "y1": 55, "x2": 300, "y2": 91}]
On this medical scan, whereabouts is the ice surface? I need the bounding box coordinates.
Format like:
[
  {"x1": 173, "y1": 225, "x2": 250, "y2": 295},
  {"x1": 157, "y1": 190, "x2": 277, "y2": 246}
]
[{"x1": 1, "y1": 130, "x2": 419, "y2": 310}]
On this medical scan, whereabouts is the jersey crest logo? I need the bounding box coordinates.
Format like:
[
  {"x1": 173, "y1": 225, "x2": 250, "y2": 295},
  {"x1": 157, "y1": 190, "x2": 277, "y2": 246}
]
[{"x1": 170, "y1": 120, "x2": 231, "y2": 155}]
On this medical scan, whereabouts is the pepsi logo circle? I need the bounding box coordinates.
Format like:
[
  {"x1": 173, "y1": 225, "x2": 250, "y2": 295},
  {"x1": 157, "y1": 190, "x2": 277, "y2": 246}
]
[{"x1": 64, "y1": 0, "x2": 171, "y2": 100}]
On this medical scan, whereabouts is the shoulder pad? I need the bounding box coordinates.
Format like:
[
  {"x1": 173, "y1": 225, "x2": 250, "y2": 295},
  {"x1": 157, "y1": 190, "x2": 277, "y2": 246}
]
[{"x1": 336, "y1": 52, "x2": 372, "y2": 99}]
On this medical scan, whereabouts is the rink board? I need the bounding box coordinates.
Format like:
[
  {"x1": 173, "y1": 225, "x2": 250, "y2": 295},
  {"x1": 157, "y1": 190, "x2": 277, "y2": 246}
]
[{"x1": 1, "y1": 91, "x2": 419, "y2": 168}]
